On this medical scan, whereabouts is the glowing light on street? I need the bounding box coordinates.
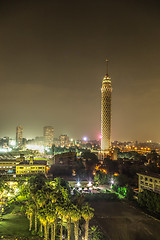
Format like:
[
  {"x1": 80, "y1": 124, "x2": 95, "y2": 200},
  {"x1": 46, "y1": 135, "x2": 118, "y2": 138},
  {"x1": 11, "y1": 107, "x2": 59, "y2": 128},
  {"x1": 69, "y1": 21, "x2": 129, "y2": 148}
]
[
  {"x1": 88, "y1": 181, "x2": 92, "y2": 187},
  {"x1": 77, "y1": 181, "x2": 81, "y2": 187},
  {"x1": 111, "y1": 178, "x2": 114, "y2": 187}
]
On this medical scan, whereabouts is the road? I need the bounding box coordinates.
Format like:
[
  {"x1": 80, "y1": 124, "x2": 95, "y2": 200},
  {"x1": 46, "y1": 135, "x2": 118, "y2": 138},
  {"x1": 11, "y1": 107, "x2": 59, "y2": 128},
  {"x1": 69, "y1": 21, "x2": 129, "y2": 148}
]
[{"x1": 91, "y1": 200, "x2": 160, "y2": 240}]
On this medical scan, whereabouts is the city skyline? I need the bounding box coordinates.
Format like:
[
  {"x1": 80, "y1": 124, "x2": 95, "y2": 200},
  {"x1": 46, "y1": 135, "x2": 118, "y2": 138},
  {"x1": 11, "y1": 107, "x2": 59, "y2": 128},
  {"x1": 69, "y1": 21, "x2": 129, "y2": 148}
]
[{"x1": 0, "y1": 1, "x2": 160, "y2": 142}]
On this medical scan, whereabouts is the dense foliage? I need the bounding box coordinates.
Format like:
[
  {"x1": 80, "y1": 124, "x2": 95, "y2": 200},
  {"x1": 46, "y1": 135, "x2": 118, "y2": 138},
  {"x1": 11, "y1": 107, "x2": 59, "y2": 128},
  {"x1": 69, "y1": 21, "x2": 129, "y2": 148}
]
[
  {"x1": 94, "y1": 171, "x2": 109, "y2": 185},
  {"x1": 89, "y1": 226, "x2": 106, "y2": 240},
  {"x1": 138, "y1": 189, "x2": 160, "y2": 215},
  {"x1": 112, "y1": 184, "x2": 134, "y2": 200},
  {"x1": 18, "y1": 174, "x2": 94, "y2": 240}
]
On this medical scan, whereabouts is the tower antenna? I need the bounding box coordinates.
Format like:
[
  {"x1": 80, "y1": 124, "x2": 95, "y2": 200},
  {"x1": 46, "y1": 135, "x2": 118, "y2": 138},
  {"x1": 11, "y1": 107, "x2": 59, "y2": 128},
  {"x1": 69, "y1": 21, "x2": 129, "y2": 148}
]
[{"x1": 105, "y1": 59, "x2": 109, "y2": 75}]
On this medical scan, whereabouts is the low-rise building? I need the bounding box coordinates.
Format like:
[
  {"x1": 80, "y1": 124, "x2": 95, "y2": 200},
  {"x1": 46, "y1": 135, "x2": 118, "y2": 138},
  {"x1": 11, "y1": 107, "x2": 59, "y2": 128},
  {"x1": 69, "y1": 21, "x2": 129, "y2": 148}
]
[
  {"x1": 0, "y1": 155, "x2": 23, "y2": 174},
  {"x1": 0, "y1": 160, "x2": 18, "y2": 173},
  {"x1": 137, "y1": 172, "x2": 160, "y2": 194},
  {"x1": 16, "y1": 157, "x2": 48, "y2": 175},
  {"x1": 54, "y1": 152, "x2": 76, "y2": 167}
]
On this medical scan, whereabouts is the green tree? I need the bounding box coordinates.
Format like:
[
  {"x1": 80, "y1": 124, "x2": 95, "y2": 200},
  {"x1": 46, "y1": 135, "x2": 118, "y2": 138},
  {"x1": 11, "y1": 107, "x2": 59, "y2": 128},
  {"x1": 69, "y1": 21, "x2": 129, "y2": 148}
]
[
  {"x1": 94, "y1": 171, "x2": 109, "y2": 185},
  {"x1": 64, "y1": 203, "x2": 73, "y2": 240},
  {"x1": 38, "y1": 207, "x2": 48, "y2": 240},
  {"x1": 126, "y1": 186, "x2": 134, "y2": 200},
  {"x1": 71, "y1": 205, "x2": 81, "y2": 240},
  {"x1": 46, "y1": 203, "x2": 58, "y2": 240},
  {"x1": 57, "y1": 205, "x2": 65, "y2": 240},
  {"x1": 81, "y1": 151, "x2": 99, "y2": 172},
  {"x1": 28, "y1": 174, "x2": 47, "y2": 232},
  {"x1": 89, "y1": 226, "x2": 105, "y2": 240},
  {"x1": 25, "y1": 200, "x2": 34, "y2": 231},
  {"x1": 82, "y1": 203, "x2": 94, "y2": 240}
]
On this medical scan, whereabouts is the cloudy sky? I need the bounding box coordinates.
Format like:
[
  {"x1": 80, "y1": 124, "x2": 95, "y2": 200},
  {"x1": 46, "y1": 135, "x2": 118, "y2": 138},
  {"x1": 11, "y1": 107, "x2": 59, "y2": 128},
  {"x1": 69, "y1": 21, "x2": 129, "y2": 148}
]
[{"x1": 0, "y1": 0, "x2": 160, "y2": 142}]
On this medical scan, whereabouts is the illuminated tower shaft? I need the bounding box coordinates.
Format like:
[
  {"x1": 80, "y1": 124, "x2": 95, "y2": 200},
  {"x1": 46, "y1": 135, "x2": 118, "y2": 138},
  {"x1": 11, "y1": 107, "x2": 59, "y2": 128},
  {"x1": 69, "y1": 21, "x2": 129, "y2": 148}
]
[{"x1": 101, "y1": 60, "x2": 112, "y2": 153}]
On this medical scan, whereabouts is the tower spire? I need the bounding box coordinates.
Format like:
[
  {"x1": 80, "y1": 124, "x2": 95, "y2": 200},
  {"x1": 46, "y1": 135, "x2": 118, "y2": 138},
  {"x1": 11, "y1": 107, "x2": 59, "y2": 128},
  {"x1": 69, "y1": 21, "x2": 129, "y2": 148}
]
[
  {"x1": 105, "y1": 59, "x2": 109, "y2": 76},
  {"x1": 101, "y1": 59, "x2": 112, "y2": 157}
]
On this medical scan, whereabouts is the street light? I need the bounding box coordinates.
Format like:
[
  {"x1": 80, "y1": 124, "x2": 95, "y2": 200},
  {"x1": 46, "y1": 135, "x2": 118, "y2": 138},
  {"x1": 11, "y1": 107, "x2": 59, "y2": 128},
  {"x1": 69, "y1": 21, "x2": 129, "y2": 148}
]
[
  {"x1": 110, "y1": 178, "x2": 114, "y2": 188},
  {"x1": 77, "y1": 181, "x2": 81, "y2": 187},
  {"x1": 88, "y1": 181, "x2": 92, "y2": 187}
]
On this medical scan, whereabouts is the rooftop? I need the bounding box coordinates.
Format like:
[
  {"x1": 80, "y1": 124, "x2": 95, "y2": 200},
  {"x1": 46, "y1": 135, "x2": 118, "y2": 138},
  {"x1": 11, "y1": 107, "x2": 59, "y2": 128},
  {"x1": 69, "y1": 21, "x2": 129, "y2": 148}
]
[
  {"x1": 0, "y1": 159, "x2": 17, "y2": 162},
  {"x1": 137, "y1": 172, "x2": 160, "y2": 179},
  {"x1": 18, "y1": 160, "x2": 47, "y2": 166}
]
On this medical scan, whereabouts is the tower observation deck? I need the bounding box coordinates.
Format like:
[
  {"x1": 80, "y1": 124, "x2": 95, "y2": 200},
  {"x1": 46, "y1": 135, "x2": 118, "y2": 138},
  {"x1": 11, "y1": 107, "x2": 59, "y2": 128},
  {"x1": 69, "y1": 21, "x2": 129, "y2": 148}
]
[{"x1": 101, "y1": 60, "x2": 112, "y2": 155}]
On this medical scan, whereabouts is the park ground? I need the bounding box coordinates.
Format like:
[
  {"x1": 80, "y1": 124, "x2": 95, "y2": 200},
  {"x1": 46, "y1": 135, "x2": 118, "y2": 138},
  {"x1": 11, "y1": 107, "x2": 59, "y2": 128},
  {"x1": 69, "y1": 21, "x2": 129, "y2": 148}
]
[
  {"x1": 0, "y1": 211, "x2": 41, "y2": 240},
  {"x1": 1, "y1": 199, "x2": 160, "y2": 240},
  {"x1": 91, "y1": 200, "x2": 160, "y2": 240}
]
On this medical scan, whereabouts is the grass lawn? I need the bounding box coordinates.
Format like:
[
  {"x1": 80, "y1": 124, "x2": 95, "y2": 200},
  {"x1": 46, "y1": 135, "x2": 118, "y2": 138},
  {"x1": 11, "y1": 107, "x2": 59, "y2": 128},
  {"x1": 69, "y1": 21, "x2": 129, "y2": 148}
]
[
  {"x1": 0, "y1": 212, "x2": 42, "y2": 239},
  {"x1": 0, "y1": 213, "x2": 30, "y2": 237}
]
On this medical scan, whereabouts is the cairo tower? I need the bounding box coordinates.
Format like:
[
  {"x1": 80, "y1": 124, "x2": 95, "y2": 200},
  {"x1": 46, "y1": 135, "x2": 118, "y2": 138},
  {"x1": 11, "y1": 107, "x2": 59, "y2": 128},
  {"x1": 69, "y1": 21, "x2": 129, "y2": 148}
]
[{"x1": 101, "y1": 60, "x2": 112, "y2": 157}]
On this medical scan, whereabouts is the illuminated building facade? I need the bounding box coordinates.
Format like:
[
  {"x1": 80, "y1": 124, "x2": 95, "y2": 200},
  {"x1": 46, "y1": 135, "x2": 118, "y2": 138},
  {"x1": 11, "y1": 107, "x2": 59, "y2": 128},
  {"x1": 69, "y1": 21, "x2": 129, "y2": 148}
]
[
  {"x1": 59, "y1": 134, "x2": 69, "y2": 147},
  {"x1": 16, "y1": 126, "x2": 23, "y2": 147},
  {"x1": 101, "y1": 60, "x2": 112, "y2": 157},
  {"x1": 16, "y1": 157, "x2": 47, "y2": 175},
  {"x1": 44, "y1": 126, "x2": 54, "y2": 147},
  {"x1": 0, "y1": 160, "x2": 18, "y2": 173},
  {"x1": 137, "y1": 173, "x2": 160, "y2": 194}
]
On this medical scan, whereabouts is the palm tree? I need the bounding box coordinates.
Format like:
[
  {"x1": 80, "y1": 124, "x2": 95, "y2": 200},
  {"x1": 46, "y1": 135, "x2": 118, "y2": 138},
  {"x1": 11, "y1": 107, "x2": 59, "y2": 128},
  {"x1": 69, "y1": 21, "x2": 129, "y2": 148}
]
[
  {"x1": 57, "y1": 205, "x2": 65, "y2": 240},
  {"x1": 89, "y1": 225, "x2": 105, "y2": 240},
  {"x1": 82, "y1": 203, "x2": 94, "y2": 240},
  {"x1": 25, "y1": 200, "x2": 34, "y2": 231},
  {"x1": 46, "y1": 203, "x2": 58, "y2": 240},
  {"x1": 38, "y1": 207, "x2": 48, "y2": 240},
  {"x1": 29, "y1": 174, "x2": 47, "y2": 233},
  {"x1": 63, "y1": 203, "x2": 73, "y2": 240},
  {"x1": 71, "y1": 205, "x2": 81, "y2": 240}
]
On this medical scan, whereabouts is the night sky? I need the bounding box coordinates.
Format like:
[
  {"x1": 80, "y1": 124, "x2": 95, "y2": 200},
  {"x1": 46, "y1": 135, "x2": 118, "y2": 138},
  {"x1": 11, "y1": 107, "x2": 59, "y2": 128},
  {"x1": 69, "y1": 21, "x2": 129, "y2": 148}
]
[{"x1": 0, "y1": 0, "x2": 160, "y2": 142}]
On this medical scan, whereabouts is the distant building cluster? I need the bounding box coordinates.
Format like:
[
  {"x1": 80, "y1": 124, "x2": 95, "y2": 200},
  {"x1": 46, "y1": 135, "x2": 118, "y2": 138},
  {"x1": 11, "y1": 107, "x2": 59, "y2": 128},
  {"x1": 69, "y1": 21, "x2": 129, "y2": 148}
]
[{"x1": 112, "y1": 140, "x2": 160, "y2": 154}]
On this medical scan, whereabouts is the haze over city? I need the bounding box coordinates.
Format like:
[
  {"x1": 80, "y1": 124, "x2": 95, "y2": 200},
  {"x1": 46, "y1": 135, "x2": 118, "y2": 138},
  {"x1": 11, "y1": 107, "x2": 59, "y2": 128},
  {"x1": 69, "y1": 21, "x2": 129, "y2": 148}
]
[{"x1": 0, "y1": 0, "x2": 160, "y2": 141}]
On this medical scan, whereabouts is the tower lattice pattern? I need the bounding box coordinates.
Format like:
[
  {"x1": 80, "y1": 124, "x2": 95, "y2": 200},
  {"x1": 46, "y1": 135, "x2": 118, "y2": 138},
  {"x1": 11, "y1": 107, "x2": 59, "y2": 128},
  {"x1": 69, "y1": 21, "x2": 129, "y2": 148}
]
[{"x1": 101, "y1": 74, "x2": 112, "y2": 152}]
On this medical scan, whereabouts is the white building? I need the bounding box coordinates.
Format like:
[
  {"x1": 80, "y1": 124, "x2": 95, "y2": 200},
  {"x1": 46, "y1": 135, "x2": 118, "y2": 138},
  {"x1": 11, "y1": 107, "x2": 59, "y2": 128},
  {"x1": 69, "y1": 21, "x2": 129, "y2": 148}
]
[{"x1": 137, "y1": 173, "x2": 160, "y2": 194}]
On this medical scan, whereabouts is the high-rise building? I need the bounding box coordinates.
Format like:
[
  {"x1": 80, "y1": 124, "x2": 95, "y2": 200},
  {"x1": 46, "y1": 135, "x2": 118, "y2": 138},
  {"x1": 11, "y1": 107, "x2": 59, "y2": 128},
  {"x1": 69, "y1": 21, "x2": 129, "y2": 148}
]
[
  {"x1": 44, "y1": 126, "x2": 54, "y2": 147},
  {"x1": 59, "y1": 134, "x2": 69, "y2": 147},
  {"x1": 16, "y1": 126, "x2": 23, "y2": 147},
  {"x1": 101, "y1": 60, "x2": 112, "y2": 157}
]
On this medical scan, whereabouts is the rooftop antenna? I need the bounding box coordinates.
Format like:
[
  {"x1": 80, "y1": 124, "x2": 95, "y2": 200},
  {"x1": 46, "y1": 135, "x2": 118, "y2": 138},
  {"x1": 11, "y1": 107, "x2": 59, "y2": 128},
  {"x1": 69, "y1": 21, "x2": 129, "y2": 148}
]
[{"x1": 105, "y1": 59, "x2": 109, "y2": 76}]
